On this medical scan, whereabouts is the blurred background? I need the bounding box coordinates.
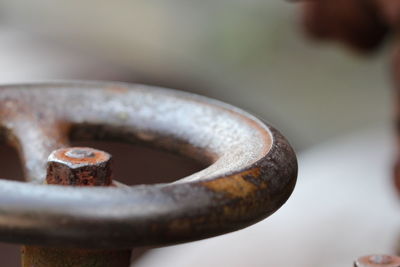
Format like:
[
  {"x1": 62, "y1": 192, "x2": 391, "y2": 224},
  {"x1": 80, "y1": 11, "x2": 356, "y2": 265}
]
[
  {"x1": 0, "y1": 1, "x2": 397, "y2": 267},
  {"x1": 0, "y1": 0, "x2": 392, "y2": 151}
]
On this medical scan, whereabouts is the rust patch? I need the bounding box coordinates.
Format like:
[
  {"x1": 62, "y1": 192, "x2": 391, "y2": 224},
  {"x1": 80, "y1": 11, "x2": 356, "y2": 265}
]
[
  {"x1": 22, "y1": 246, "x2": 131, "y2": 267},
  {"x1": 168, "y1": 219, "x2": 191, "y2": 232},
  {"x1": 46, "y1": 147, "x2": 113, "y2": 186},
  {"x1": 202, "y1": 168, "x2": 264, "y2": 198}
]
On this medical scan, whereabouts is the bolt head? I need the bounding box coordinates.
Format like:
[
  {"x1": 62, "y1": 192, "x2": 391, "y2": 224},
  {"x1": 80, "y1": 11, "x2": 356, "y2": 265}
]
[
  {"x1": 48, "y1": 147, "x2": 110, "y2": 169},
  {"x1": 355, "y1": 255, "x2": 400, "y2": 267},
  {"x1": 46, "y1": 147, "x2": 112, "y2": 186},
  {"x1": 65, "y1": 148, "x2": 96, "y2": 159}
]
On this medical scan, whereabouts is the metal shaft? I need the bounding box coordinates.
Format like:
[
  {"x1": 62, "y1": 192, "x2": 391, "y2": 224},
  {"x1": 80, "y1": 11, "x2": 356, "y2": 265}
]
[
  {"x1": 21, "y1": 147, "x2": 132, "y2": 267},
  {"x1": 21, "y1": 247, "x2": 132, "y2": 267}
]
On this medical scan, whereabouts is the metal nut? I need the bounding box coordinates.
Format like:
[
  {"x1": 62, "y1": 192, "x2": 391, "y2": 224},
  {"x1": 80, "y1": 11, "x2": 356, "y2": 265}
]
[
  {"x1": 46, "y1": 147, "x2": 112, "y2": 186},
  {"x1": 355, "y1": 255, "x2": 400, "y2": 267}
]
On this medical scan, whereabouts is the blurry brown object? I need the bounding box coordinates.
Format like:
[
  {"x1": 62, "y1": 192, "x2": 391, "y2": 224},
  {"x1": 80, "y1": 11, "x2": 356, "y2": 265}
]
[
  {"x1": 393, "y1": 47, "x2": 400, "y2": 196},
  {"x1": 376, "y1": 0, "x2": 400, "y2": 26},
  {"x1": 302, "y1": 0, "x2": 388, "y2": 51},
  {"x1": 301, "y1": 0, "x2": 400, "y2": 195}
]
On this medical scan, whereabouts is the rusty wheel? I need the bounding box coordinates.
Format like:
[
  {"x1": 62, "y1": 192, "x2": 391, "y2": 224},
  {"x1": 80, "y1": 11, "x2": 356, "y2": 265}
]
[{"x1": 0, "y1": 81, "x2": 297, "y2": 250}]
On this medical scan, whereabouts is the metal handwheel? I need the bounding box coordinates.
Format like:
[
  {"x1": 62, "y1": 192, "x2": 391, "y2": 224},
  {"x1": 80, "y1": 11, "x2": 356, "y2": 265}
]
[{"x1": 0, "y1": 81, "x2": 297, "y2": 266}]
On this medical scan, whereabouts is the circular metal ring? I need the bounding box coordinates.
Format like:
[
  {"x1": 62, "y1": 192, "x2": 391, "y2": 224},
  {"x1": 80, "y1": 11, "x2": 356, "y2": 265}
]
[{"x1": 0, "y1": 81, "x2": 297, "y2": 249}]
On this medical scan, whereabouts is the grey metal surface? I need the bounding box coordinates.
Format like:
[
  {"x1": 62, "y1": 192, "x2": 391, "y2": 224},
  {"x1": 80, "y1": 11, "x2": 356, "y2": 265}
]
[{"x1": 0, "y1": 81, "x2": 297, "y2": 249}]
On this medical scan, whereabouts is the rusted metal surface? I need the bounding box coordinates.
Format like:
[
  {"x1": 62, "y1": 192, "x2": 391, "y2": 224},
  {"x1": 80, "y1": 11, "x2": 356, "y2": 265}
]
[
  {"x1": 0, "y1": 81, "x2": 297, "y2": 249},
  {"x1": 301, "y1": 0, "x2": 388, "y2": 52},
  {"x1": 46, "y1": 147, "x2": 112, "y2": 186},
  {"x1": 354, "y1": 254, "x2": 400, "y2": 267},
  {"x1": 23, "y1": 146, "x2": 131, "y2": 266},
  {"x1": 22, "y1": 247, "x2": 131, "y2": 267}
]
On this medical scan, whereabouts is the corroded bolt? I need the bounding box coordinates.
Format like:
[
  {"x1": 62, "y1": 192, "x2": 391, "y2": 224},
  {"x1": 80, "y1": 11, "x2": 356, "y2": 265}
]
[
  {"x1": 46, "y1": 147, "x2": 112, "y2": 186},
  {"x1": 354, "y1": 254, "x2": 400, "y2": 267},
  {"x1": 22, "y1": 146, "x2": 131, "y2": 267}
]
